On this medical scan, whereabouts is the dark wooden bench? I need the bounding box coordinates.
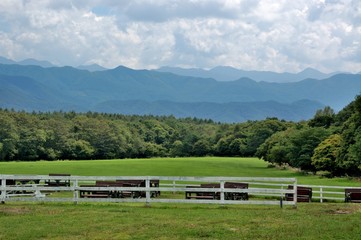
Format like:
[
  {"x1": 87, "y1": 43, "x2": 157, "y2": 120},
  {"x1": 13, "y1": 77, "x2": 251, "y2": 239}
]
[
  {"x1": 285, "y1": 186, "x2": 312, "y2": 202},
  {"x1": 45, "y1": 173, "x2": 71, "y2": 187},
  {"x1": 116, "y1": 179, "x2": 160, "y2": 198},
  {"x1": 185, "y1": 184, "x2": 219, "y2": 200},
  {"x1": 79, "y1": 181, "x2": 121, "y2": 198},
  {"x1": 224, "y1": 182, "x2": 249, "y2": 200},
  {"x1": 79, "y1": 180, "x2": 160, "y2": 199},
  {"x1": 185, "y1": 182, "x2": 249, "y2": 200},
  {"x1": 345, "y1": 189, "x2": 361, "y2": 203}
]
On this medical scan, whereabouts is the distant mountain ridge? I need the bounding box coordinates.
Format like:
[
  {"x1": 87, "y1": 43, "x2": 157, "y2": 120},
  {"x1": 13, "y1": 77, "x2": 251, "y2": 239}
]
[
  {"x1": 0, "y1": 63, "x2": 360, "y2": 122},
  {"x1": 93, "y1": 99, "x2": 325, "y2": 122},
  {"x1": 156, "y1": 66, "x2": 337, "y2": 82},
  {"x1": 0, "y1": 56, "x2": 55, "y2": 68},
  {"x1": 0, "y1": 56, "x2": 108, "y2": 72},
  {"x1": 0, "y1": 55, "x2": 341, "y2": 82}
]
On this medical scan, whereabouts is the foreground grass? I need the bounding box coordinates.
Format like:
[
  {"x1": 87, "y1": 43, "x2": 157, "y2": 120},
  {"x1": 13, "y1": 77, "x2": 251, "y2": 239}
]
[
  {"x1": 0, "y1": 202, "x2": 360, "y2": 240},
  {"x1": 0, "y1": 157, "x2": 359, "y2": 186}
]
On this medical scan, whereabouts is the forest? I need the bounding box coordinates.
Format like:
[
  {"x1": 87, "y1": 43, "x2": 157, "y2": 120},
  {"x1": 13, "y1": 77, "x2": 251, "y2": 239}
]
[{"x1": 0, "y1": 95, "x2": 360, "y2": 177}]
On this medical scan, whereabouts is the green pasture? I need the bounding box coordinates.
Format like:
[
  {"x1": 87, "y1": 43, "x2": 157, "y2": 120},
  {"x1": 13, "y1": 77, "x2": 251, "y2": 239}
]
[
  {"x1": 0, "y1": 157, "x2": 359, "y2": 186},
  {"x1": 0, "y1": 202, "x2": 360, "y2": 240}
]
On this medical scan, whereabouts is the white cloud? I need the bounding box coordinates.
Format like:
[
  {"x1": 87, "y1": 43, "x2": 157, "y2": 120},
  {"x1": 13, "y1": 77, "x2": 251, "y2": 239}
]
[{"x1": 0, "y1": 0, "x2": 359, "y2": 73}]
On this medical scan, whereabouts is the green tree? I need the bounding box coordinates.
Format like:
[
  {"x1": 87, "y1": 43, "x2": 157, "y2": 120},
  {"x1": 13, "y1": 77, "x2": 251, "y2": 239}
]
[
  {"x1": 256, "y1": 129, "x2": 294, "y2": 166},
  {"x1": 309, "y1": 106, "x2": 335, "y2": 128},
  {"x1": 170, "y1": 140, "x2": 184, "y2": 157},
  {"x1": 288, "y1": 127, "x2": 330, "y2": 172},
  {"x1": 336, "y1": 95, "x2": 361, "y2": 176},
  {"x1": 193, "y1": 139, "x2": 211, "y2": 157},
  {"x1": 245, "y1": 118, "x2": 288, "y2": 156},
  {"x1": 63, "y1": 139, "x2": 95, "y2": 160},
  {"x1": 311, "y1": 134, "x2": 342, "y2": 175},
  {"x1": 0, "y1": 113, "x2": 19, "y2": 160},
  {"x1": 17, "y1": 128, "x2": 47, "y2": 160}
]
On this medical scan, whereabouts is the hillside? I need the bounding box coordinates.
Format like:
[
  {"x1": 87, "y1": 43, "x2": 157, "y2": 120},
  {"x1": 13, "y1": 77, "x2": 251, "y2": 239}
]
[{"x1": 0, "y1": 63, "x2": 360, "y2": 122}]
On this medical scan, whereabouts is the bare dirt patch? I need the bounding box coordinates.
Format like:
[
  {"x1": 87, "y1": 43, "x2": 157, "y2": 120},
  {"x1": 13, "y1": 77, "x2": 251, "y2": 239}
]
[
  {"x1": 0, "y1": 207, "x2": 31, "y2": 215},
  {"x1": 327, "y1": 205, "x2": 361, "y2": 215}
]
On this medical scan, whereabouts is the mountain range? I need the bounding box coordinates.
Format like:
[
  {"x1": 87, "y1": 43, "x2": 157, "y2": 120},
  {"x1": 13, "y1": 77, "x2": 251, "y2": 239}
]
[
  {"x1": 0, "y1": 56, "x2": 341, "y2": 82},
  {"x1": 156, "y1": 66, "x2": 338, "y2": 82},
  {"x1": 0, "y1": 58, "x2": 360, "y2": 122}
]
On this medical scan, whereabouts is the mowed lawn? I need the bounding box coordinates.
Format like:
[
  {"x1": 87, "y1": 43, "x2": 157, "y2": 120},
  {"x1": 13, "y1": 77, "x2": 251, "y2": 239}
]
[
  {"x1": 0, "y1": 157, "x2": 359, "y2": 186},
  {"x1": 0, "y1": 202, "x2": 361, "y2": 240},
  {"x1": 1, "y1": 157, "x2": 361, "y2": 240}
]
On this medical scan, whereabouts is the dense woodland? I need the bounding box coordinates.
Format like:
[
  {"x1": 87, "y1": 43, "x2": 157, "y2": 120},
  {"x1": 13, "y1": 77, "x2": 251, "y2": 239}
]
[{"x1": 0, "y1": 95, "x2": 360, "y2": 177}]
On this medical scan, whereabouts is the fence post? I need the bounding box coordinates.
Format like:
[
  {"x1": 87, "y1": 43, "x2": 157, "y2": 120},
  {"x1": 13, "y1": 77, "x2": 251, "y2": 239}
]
[
  {"x1": 1, "y1": 176, "x2": 6, "y2": 204},
  {"x1": 220, "y1": 180, "x2": 225, "y2": 205},
  {"x1": 320, "y1": 187, "x2": 323, "y2": 203},
  {"x1": 280, "y1": 184, "x2": 284, "y2": 208},
  {"x1": 145, "y1": 179, "x2": 151, "y2": 207},
  {"x1": 173, "y1": 180, "x2": 176, "y2": 194},
  {"x1": 293, "y1": 179, "x2": 297, "y2": 208},
  {"x1": 73, "y1": 179, "x2": 79, "y2": 205}
]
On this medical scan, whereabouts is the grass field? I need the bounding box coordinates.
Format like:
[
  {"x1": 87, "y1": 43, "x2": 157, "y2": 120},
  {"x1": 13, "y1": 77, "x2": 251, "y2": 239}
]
[
  {"x1": 1, "y1": 157, "x2": 361, "y2": 240},
  {"x1": 0, "y1": 202, "x2": 360, "y2": 240},
  {"x1": 0, "y1": 157, "x2": 359, "y2": 186}
]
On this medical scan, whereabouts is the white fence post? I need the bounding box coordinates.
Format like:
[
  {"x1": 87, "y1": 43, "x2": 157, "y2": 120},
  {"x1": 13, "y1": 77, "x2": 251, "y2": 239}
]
[
  {"x1": 73, "y1": 179, "x2": 79, "y2": 205},
  {"x1": 145, "y1": 178, "x2": 151, "y2": 207},
  {"x1": 320, "y1": 187, "x2": 323, "y2": 203},
  {"x1": 0, "y1": 176, "x2": 6, "y2": 203},
  {"x1": 220, "y1": 180, "x2": 225, "y2": 205},
  {"x1": 172, "y1": 180, "x2": 176, "y2": 194},
  {"x1": 293, "y1": 179, "x2": 297, "y2": 207}
]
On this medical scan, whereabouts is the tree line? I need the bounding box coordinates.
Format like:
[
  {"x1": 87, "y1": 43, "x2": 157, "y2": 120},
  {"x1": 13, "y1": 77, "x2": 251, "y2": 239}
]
[
  {"x1": 256, "y1": 95, "x2": 361, "y2": 177},
  {"x1": 0, "y1": 95, "x2": 360, "y2": 177}
]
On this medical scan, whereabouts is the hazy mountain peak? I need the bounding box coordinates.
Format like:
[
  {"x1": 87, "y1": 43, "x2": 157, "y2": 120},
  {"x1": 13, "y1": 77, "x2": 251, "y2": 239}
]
[
  {"x1": 0, "y1": 56, "x2": 17, "y2": 65},
  {"x1": 77, "y1": 63, "x2": 107, "y2": 72},
  {"x1": 112, "y1": 65, "x2": 134, "y2": 71},
  {"x1": 0, "y1": 56, "x2": 55, "y2": 68},
  {"x1": 18, "y1": 58, "x2": 55, "y2": 68},
  {"x1": 299, "y1": 67, "x2": 322, "y2": 74}
]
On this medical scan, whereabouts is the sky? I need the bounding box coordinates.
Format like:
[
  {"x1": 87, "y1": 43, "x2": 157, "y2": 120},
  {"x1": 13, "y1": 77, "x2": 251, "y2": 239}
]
[{"x1": 0, "y1": 0, "x2": 360, "y2": 73}]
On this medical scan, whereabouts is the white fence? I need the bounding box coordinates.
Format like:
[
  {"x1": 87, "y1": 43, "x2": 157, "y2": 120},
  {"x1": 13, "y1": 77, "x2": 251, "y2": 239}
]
[{"x1": 0, "y1": 175, "x2": 298, "y2": 207}]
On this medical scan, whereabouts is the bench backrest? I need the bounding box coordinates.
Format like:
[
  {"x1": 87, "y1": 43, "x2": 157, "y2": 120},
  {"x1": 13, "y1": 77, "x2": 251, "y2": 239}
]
[
  {"x1": 200, "y1": 182, "x2": 248, "y2": 189},
  {"x1": 49, "y1": 173, "x2": 71, "y2": 177},
  {"x1": 116, "y1": 180, "x2": 145, "y2": 187},
  {"x1": 288, "y1": 185, "x2": 312, "y2": 197},
  {"x1": 96, "y1": 181, "x2": 123, "y2": 187},
  {"x1": 225, "y1": 182, "x2": 248, "y2": 189},
  {"x1": 350, "y1": 192, "x2": 361, "y2": 200},
  {"x1": 116, "y1": 179, "x2": 159, "y2": 187},
  {"x1": 345, "y1": 188, "x2": 361, "y2": 194},
  {"x1": 200, "y1": 183, "x2": 220, "y2": 188}
]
